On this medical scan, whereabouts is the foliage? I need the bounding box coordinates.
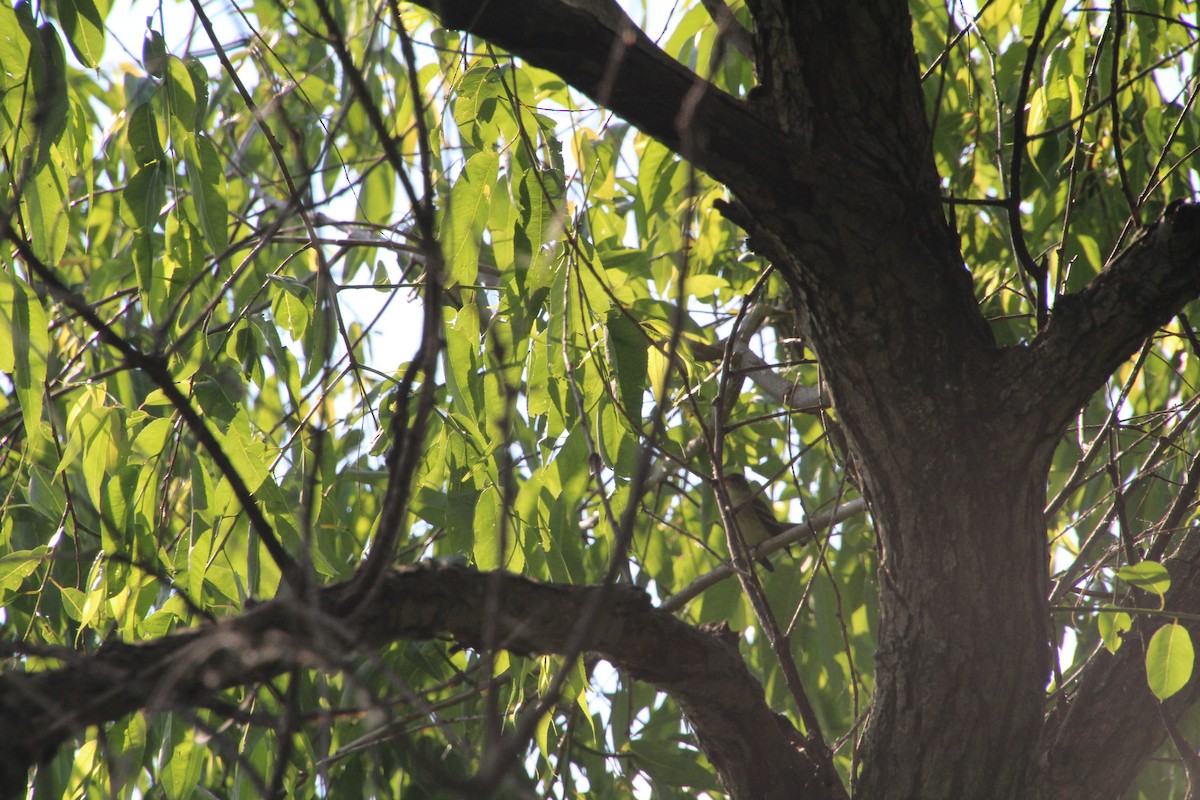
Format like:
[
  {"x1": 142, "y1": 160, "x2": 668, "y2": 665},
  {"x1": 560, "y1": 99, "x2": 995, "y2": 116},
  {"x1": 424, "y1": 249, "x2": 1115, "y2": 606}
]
[{"x1": 0, "y1": 0, "x2": 1199, "y2": 796}]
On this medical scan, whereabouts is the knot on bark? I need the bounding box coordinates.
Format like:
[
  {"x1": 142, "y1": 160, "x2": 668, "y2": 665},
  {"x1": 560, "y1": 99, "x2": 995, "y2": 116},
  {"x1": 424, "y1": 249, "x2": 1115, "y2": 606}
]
[
  {"x1": 699, "y1": 620, "x2": 742, "y2": 652},
  {"x1": 1155, "y1": 201, "x2": 1200, "y2": 262}
]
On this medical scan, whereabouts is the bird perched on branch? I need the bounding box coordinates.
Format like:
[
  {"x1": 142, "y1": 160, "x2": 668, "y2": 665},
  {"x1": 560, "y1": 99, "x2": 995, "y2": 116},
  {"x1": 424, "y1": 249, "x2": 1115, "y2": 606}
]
[{"x1": 723, "y1": 474, "x2": 793, "y2": 572}]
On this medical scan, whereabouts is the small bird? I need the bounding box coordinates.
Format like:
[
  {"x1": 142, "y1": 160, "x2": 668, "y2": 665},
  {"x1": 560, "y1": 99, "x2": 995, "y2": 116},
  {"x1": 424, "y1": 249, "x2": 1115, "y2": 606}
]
[{"x1": 723, "y1": 474, "x2": 793, "y2": 571}]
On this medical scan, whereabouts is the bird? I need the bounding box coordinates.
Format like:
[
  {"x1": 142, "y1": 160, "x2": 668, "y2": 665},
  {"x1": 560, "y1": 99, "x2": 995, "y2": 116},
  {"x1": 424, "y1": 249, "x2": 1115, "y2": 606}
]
[{"x1": 723, "y1": 474, "x2": 793, "y2": 572}]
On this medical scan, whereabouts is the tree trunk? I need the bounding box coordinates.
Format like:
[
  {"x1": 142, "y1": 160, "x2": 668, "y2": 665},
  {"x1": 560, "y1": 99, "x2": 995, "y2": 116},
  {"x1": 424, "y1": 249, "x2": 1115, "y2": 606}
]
[
  {"x1": 738, "y1": 6, "x2": 1062, "y2": 788},
  {"x1": 851, "y1": 412, "x2": 1055, "y2": 797}
]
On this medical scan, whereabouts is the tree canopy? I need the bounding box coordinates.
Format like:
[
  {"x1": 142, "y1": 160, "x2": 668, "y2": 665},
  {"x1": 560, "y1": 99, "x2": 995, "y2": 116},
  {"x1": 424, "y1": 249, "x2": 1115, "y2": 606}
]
[{"x1": 2, "y1": 0, "x2": 1200, "y2": 797}]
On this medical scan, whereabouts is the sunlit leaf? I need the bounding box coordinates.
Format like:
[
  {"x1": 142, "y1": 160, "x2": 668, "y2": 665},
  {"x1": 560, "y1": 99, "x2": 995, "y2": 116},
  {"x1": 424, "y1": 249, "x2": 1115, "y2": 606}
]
[
  {"x1": 1097, "y1": 608, "x2": 1132, "y2": 654},
  {"x1": 0, "y1": 271, "x2": 49, "y2": 450},
  {"x1": 445, "y1": 150, "x2": 499, "y2": 287},
  {"x1": 56, "y1": 0, "x2": 109, "y2": 68},
  {"x1": 1116, "y1": 562, "x2": 1172, "y2": 597},
  {"x1": 1146, "y1": 622, "x2": 1194, "y2": 701},
  {"x1": 182, "y1": 132, "x2": 228, "y2": 253},
  {"x1": 0, "y1": 547, "x2": 49, "y2": 593},
  {"x1": 21, "y1": 157, "x2": 69, "y2": 263},
  {"x1": 165, "y1": 55, "x2": 198, "y2": 130}
]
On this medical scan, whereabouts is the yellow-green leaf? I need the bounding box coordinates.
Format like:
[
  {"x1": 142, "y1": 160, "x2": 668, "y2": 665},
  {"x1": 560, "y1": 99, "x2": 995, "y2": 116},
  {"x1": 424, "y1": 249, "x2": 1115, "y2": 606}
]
[
  {"x1": 473, "y1": 484, "x2": 503, "y2": 570},
  {"x1": 1117, "y1": 562, "x2": 1171, "y2": 597},
  {"x1": 0, "y1": 547, "x2": 49, "y2": 592},
  {"x1": 1146, "y1": 622, "x2": 1194, "y2": 700},
  {"x1": 445, "y1": 150, "x2": 498, "y2": 287},
  {"x1": 57, "y1": 0, "x2": 109, "y2": 68},
  {"x1": 0, "y1": 272, "x2": 49, "y2": 450},
  {"x1": 21, "y1": 156, "x2": 70, "y2": 263},
  {"x1": 217, "y1": 411, "x2": 270, "y2": 495},
  {"x1": 183, "y1": 132, "x2": 228, "y2": 253},
  {"x1": 1097, "y1": 608, "x2": 1131, "y2": 654}
]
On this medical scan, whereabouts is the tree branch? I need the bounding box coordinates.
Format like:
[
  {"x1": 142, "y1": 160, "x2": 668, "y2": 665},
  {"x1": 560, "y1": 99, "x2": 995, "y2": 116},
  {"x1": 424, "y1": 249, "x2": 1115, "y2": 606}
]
[
  {"x1": 745, "y1": 0, "x2": 937, "y2": 187},
  {"x1": 1024, "y1": 202, "x2": 1200, "y2": 430},
  {"x1": 0, "y1": 563, "x2": 839, "y2": 799},
  {"x1": 661, "y1": 497, "x2": 867, "y2": 612},
  {"x1": 699, "y1": 0, "x2": 754, "y2": 60},
  {"x1": 410, "y1": 0, "x2": 810, "y2": 203}
]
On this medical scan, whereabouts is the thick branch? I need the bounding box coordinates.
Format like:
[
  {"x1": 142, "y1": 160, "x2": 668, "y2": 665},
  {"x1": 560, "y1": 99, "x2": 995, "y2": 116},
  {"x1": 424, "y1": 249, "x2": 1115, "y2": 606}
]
[
  {"x1": 411, "y1": 0, "x2": 812, "y2": 203},
  {"x1": 745, "y1": 0, "x2": 938, "y2": 188},
  {"x1": 0, "y1": 564, "x2": 838, "y2": 799},
  {"x1": 1023, "y1": 202, "x2": 1200, "y2": 429}
]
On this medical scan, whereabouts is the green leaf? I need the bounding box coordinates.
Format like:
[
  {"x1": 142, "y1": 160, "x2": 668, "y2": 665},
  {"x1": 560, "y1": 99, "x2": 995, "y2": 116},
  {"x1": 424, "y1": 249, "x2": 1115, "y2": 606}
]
[
  {"x1": 605, "y1": 310, "x2": 648, "y2": 419},
  {"x1": 0, "y1": 547, "x2": 49, "y2": 593},
  {"x1": 515, "y1": 167, "x2": 559, "y2": 275},
  {"x1": 28, "y1": 465, "x2": 65, "y2": 521},
  {"x1": 534, "y1": 709, "x2": 553, "y2": 759},
  {"x1": 56, "y1": 0, "x2": 109, "y2": 68},
  {"x1": 0, "y1": 8, "x2": 31, "y2": 102},
  {"x1": 473, "y1": 484, "x2": 503, "y2": 570},
  {"x1": 1097, "y1": 608, "x2": 1131, "y2": 654},
  {"x1": 1116, "y1": 562, "x2": 1171, "y2": 596},
  {"x1": 187, "y1": 528, "x2": 211, "y2": 604},
  {"x1": 0, "y1": 271, "x2": 49, "y2": 450},
  {"x1": 182, "y1": 132, "x2": 228, "y2": 253},
  {"x1": 76, "y1": 553, "x2": 107, "y2": 630},
  {"x1": 184, "y1": 57, "x2": 209, "y2": 126},
  {"x1": 217, "y1": 411, "x2": 270, "y2": 495},
  {"x1": 21, "y1": 156, "x2": 70, "y2": 263},
  {"x1": 452, "y1": 65, "x2": 503, "y2": 147},
  {"x1": 31, "y1": 22, "x2": 70, "y2": 168},
  {"x1": 445, "y1": 150, "x2": 498, "y2": 287},
  {"x1": 126, "y1": 102, "x2": 164, "y2": 166},
  {"x1": 269, "y1": 275, "x2": 311, "y2": 339},
  {"x1": 123, "y1": 70, "x2": 158, "y2": 108},
  {"x1": 163, "y1": 736, "x2": 203, "y2": 800},
  {"x1": 142, "y1": 29, "x2": 167, "y2": 77},
  {"x1": 68, "y1": 393, "x2": 115, "y2": 510},
  {"x1": 164, "y1": 55, "x2": 197, "y2": 130},
  {"x1": 132, "y1": 416, "x2": 174, "y2": 461},
  {"x1": 360, "y1": 156, "x2": 395, "y2": 226},
  {"x1": 677, "y1": 272, "x2": 727, "y2": 301},
  {"x1": 116, "y1": 713, "x2": 148, "y2": 784},
  {"x1": 1146, "y1": 622, "x2": 1194, "y2": 700},
  {"x1": 444, "y1": 303, "x2": 482, "y2": 419},
  {"x1": 60, "y1": 586, "x2": 87, "y2": 621},
  {"x1": 122, "y1": 162, "x2": 167, "y2": 229}
]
